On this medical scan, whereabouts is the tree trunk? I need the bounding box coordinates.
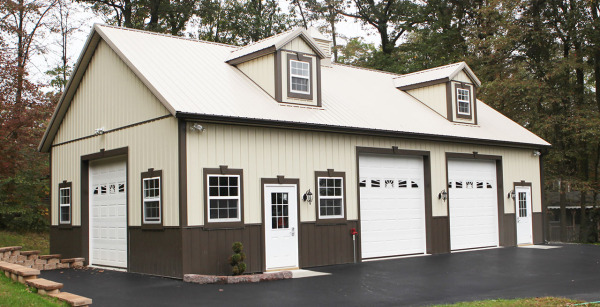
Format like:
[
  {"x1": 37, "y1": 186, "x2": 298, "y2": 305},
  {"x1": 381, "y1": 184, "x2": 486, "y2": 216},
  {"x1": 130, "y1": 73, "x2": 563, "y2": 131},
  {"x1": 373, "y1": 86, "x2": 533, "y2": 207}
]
[{"x1": 123, "y1": 0, "x2": 133, "y2": 28}]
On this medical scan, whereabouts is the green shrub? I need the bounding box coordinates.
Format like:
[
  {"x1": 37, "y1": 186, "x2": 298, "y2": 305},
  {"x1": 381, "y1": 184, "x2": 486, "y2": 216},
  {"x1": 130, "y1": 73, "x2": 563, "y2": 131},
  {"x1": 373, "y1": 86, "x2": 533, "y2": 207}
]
[{"x1": 228, "y1": 241, "x2": 246, "y2": 275}]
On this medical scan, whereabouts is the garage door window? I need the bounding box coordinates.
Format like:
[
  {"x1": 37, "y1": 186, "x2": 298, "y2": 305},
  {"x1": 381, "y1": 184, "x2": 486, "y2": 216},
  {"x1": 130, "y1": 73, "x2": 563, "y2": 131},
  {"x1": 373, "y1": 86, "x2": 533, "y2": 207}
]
[
  {"x1": 315, "y1": 170, "x2": 346, "y2": 222},
  {"x1": 141, "y1": 169, "x2": 162, "y2": 228},
  {"x1": 58, "y1": 181, "x2": 72, "y2": 225}
]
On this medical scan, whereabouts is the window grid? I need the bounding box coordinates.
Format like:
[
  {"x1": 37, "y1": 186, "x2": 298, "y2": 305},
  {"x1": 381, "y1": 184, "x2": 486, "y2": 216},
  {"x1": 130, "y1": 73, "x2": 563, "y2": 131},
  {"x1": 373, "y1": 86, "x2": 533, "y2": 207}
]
[
  {"x1": 457, "y1": 88, "x2": 470, "y2": 115},
  {"x1": 59, "y1": 187, "x2": 70, "y2": 224},
  {"x1": 318, "y1": 177, "x2": 343, "y2": 218},
  {"x1": 518, "y1": 192, "x2": 527, "y2": 217},
  {"x1": 143, "y1": 177, "x2": 161, "y2": 223},
  {"x1": 207, "y1": 175, "x2": 241, "y2": 222},
  {"x1": 271, "y1": 192, "x2": 289, "y2": 229},
  {"x1": 290, "y1": 60, "x2": 310, "y2": 94}
]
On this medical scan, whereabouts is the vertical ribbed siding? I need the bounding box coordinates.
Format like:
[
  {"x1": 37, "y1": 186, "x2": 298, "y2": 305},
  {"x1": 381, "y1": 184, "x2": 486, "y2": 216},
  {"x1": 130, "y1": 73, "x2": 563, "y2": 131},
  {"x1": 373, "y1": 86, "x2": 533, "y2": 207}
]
[
  {"x1": 283, "y1": 37, "x2": 315, "y2": 54},
  {"x1": 453, "y1": 70, "x2": 474, "y2": 83},
  {"x1": 53, "y1": 40, "x2": 170, "y2": 145},
  {"x1": 407, "y1": 83, "x2": 448, "y2": 117},
  {"x1": 236, "y1": 53, "x2": 275, "y2": 98},
  {"x1": 51, "y1": 117, "x2": 180, "y2": 227},
  {"x1": 186, "y1": 123, "x2": 542, "y2": 226}
]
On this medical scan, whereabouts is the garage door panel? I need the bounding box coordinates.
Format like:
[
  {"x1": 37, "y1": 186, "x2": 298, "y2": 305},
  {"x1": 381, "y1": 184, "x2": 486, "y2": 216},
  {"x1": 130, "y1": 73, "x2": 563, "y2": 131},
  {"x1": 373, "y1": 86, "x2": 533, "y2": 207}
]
[
  {"x1": 359, "y1": 155, "x2": 426, "y2": 259},
  {"x1": 448, "y1": 159, "x2": 499, "y2": 251}
]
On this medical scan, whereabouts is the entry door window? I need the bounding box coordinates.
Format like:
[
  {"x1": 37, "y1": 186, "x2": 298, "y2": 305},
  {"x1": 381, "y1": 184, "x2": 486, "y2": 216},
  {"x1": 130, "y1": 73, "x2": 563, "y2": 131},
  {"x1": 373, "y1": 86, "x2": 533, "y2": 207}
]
[
  {"x1": 271, "y1": 192, "x2": 289, "y2": 229},
  {"x1": 518, "y1": 192, "x2": 527, "y2": 217}
]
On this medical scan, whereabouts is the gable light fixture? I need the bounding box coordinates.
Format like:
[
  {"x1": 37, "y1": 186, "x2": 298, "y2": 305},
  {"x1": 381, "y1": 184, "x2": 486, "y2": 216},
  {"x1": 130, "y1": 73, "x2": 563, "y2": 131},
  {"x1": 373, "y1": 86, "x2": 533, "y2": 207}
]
[
  {"x1": 438, "y1": 189, "x2": 448, "y2": 202},
  {"x1": 190, "y1": 123, "x2": 205, "y2": 132},
  {"x1": 533, "y1": 150, "x2": 541, "y2": 157},
  {"x1": 302, "y1": 189, "x2": 313, "y2": 204},
  {"x1": 507, "y1": 190, "x2": 515, "y2": 199},
  {"x1": 94, "y1": 127, "x2": 105, "y2": 135}
]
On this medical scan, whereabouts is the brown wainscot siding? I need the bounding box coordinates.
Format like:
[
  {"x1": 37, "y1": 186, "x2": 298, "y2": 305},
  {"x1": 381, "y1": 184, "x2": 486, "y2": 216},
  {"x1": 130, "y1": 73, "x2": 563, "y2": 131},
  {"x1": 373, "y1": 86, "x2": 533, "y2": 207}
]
[
  {"x1": 182, "y1": 225, "x2": 263, "y2": 276},
  {"x1": 429, "y1": 217, "x2": 450, "y2": 254},
  {"x1": 299, "y1": 221, "x2": 359, "y2": 268},
  {"x1": 501, "y1": 214, "x2": 516, "y2": 247},
  {"x1": 532, "y1": 212, "x2": 544, "y2": 244},
  {"x1": 129, "y1": 227, "x2": 183, "y2": 278},
  {"x1": 50, "y1": 226, "x2": 83, "y2": 260}
]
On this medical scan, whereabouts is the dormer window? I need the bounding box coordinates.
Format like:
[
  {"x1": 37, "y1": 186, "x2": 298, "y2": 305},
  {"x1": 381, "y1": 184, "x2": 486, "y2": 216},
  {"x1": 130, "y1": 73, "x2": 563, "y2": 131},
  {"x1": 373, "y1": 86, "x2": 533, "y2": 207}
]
[
  {"x1": 290, "y1": 60, "x2": 310, "y2": 94},
  {"x1": 457, "y1": 88, "x2": 470, "y2": 115}
]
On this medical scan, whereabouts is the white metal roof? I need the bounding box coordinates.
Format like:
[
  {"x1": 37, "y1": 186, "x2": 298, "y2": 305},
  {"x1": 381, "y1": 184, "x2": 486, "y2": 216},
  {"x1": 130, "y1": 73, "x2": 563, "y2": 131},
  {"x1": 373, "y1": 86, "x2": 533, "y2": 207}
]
[
  {"x1": 39, "y1": 25, "x2": 550, "y2": 151},
  {"x1": 393, "y1": 62, "x2": 482, "y2": 88}
]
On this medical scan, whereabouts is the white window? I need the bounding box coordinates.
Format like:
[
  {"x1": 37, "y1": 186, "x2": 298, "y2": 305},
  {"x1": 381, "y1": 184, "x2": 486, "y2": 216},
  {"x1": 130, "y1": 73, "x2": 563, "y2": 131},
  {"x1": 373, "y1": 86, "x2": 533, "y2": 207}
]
[
  {"x1": 457, "y1": 88, "x2": 470, "y2": 115},
  {"x1": 290, "y1": 60, "x2": 310, "y2": 94},
  {"x1": 207, "y1": 175, "x2": 241, "y2": 222},
  {"x1": 59, "y1": 187, "x2": 71, "y2": 224},
  {"x1": 143, "y1": 177, "x2": 161, "y2": 224},
  {"x1": 318, "y1": 177, "x2": 344, "y2": 218}
]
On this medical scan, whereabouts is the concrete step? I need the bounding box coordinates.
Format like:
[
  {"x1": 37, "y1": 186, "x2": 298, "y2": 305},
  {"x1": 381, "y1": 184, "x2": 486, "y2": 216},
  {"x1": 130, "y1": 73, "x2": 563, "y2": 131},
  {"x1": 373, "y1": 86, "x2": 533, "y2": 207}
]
[
  {"x1": 49, "y1": 292, "x2": 92, "y2": 306},
  {"x1": 0, "y1": 246, "x2": 22, "y2": 253},
  {"x1": 39, "y1": 254, "x2": 61, "y2": 260},
  {"x1": 26, "y1": 278, "x2": 63, "y2": 291},
  {"x1": 61, "y1": 258, "x2": 85, "y2": 263},
  {"x1": 21, "y1": 250, "x2": 41, "y2": 256}
]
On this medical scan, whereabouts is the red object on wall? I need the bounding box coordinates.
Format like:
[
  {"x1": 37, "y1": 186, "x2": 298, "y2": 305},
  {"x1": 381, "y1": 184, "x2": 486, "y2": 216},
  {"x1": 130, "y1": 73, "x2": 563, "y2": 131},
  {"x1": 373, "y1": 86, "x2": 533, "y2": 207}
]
[{"x1": 350, "y1": 228, "x2": 358, "y2": 236}]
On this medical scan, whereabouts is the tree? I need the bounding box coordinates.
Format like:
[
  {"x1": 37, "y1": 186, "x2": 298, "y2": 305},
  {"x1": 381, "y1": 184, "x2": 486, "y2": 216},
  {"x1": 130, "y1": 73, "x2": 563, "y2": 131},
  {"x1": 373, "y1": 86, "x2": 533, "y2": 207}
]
[{"x1": 302, "y1": 0, "x2": 344, "y2": 61}]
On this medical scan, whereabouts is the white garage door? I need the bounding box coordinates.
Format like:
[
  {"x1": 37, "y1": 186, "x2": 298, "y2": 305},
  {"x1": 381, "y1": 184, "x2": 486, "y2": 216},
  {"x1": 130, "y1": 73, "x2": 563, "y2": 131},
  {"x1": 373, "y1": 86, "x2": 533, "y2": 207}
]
[
  {"x1": 359, "y1": 154, "x2": 426, "y2": 259},
  {"x1": 448, "y1": 159, "x2": 499, "y2": 251},
  {"x1": 89, "y1": 158, "x2": 127, "y2": 268}
]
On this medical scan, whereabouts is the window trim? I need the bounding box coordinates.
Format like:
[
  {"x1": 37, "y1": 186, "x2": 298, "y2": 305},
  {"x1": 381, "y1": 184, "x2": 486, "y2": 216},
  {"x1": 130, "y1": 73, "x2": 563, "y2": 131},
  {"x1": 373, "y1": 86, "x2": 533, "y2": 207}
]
[
  {"x1": 315, "y1": 170, "x2": 347, "y2": 224},
  {"x1": 454, "y1": 82, "x2": 473, "y2": 120},
  {"x1": 289, "y1": 59, "x2": 310, "y2": 95},
  {"x1": 286, "y1": 53, "x2": 313, "y2": 100},
  {"x1": 58, "y1": 181, "x2": 72, "y2": 227},
  {"x1": 203, "y1": 166, "x2": 244, "y2": 229},
  {"x1": 141, "y1": 169, "x2": 163, "y2": 230},
  {"x1": 456, "y1": 88, "x2": 471, "y2": 116}
]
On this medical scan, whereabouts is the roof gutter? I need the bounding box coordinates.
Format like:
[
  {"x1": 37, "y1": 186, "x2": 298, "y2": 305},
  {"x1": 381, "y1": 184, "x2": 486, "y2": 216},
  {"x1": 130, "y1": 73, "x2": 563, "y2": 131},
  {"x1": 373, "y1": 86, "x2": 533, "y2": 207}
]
[{"x1": 175, "y1": 112, "x2": 551, "y2": 150}]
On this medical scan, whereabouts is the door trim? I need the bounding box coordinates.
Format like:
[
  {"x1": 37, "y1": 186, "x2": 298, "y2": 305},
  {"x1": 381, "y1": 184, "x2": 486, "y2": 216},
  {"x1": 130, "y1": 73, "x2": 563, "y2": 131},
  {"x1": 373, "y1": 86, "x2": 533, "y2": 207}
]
[
  {"x1": 81, "y1": 147, "x2": 129, "y2": 269},
  {"x1": 260, "y1": 177, "x2": 300, "y2": 272},
  {"x1": 514, "y1": 181, "x2": 533, "y2": 245}
]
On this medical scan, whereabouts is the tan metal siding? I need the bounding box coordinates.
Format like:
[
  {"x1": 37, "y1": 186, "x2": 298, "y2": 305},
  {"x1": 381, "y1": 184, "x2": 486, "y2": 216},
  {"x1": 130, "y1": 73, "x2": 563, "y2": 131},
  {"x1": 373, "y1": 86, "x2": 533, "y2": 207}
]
[
  {"x1": 283, "y1": 37, "x2": 315, "y2": 54},
  {"x1": 453, "y1": 70, "x2": 474, "y2": 83},
  {"x1": 186, "y1": 123, "x2": 541, "y2": 226},
  {"x1": 313, "y1": 38, "x2": 331, "y2": 58},
  {"x1": 407, "y1": 83, "x2": 448, "y2": 118},
  {"x1": 51, "y1": 117, "x2": 179, "y2": 227},
  {"x1": 236, "y1": 53, "x2": 275, "y2": 98},
  {"x1": 53, "y1": 40, "x2": 170, "y2": 145}
]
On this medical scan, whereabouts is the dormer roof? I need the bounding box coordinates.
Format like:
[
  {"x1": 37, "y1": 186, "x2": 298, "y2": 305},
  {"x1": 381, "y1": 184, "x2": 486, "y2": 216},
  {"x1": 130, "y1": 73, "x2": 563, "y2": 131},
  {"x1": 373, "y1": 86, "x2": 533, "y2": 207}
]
[
  {"x1": 393, "y1": 62, "x2": 481, "y2": 90},
  {"x1": 227, "y1": 27, "x2": 328, "y2": 65}
]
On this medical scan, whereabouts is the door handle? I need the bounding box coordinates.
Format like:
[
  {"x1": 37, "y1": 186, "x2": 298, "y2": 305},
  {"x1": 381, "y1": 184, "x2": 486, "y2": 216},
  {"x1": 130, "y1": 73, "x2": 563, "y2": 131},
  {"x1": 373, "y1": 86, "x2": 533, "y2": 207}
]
[{"x1": 291, "y1": 227, "x2": 295, "y2": 236}]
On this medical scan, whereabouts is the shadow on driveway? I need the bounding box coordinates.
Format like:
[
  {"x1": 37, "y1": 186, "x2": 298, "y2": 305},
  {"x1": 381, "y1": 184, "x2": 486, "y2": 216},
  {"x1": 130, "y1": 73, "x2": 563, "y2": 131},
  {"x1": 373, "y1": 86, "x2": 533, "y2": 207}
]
[{"x1": 41, "y1": 244, "x2": 600, "y2": 306}]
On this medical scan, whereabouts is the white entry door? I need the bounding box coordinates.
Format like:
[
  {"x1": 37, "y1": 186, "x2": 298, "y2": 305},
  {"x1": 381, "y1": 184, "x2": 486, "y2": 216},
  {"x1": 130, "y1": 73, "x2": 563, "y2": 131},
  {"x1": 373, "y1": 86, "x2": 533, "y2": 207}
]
[
  {"x1": 264, "y1": 184, "x2": 299, "y2": 270},
  {"x1": 89, "y1": 158, "x2": 128, "y2": 268},
  {"x1": 516, "y1": 186, "x2": 533, "y2": 245},
  {"x1": 448, "y1": 159, "x2": 499, "y2": 250},
  {"x1": 359, "y1": 154, "x2": 426, "y2": 259}
]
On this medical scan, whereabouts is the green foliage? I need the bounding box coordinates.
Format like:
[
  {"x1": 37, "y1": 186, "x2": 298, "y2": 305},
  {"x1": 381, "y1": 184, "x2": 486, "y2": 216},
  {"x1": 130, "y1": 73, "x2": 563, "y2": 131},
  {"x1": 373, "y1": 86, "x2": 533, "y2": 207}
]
[
  {"x1": 228, "y1": 241, "x2": 247, "y2": 275},
  {"x1": 0, "y1": 273, "x2": 68, "y2": 306},
  {"x1": 0, "y1": 231, "x2": 50, "y2": 254}
]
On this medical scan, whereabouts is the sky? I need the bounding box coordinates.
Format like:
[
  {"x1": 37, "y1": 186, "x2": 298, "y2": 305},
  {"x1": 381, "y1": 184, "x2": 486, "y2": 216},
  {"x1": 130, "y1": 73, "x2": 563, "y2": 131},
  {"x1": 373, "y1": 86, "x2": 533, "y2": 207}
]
[{"x1": 29, "y1": 0, "x2": 379, "y2": 89}]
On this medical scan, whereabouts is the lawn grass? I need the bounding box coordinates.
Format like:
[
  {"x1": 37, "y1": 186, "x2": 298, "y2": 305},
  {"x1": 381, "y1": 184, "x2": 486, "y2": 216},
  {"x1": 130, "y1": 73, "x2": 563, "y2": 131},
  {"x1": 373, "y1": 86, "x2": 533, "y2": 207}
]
[
  {"x1": 0, "y1": 272, "x2": 67, "y2": 307},
  {"x1": 435, "y1": 297, "x2": 598, "y2": 306},
  {"x1": 0, "y1": 231, "x2": 49, "y2": 255}
]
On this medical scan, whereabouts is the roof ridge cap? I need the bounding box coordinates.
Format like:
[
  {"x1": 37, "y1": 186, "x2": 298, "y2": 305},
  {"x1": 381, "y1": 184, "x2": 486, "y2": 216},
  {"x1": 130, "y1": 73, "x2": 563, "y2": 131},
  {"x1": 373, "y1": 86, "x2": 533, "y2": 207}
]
[
  {"x1": 96, "y1": 24, "x2": 238, "y2": 48},
  {"x1": 230, "y1": 28, "x2": 298, "y2": 53},
  {"x1": 394, "y1": 62, "x2": 464, "y2": 79}
]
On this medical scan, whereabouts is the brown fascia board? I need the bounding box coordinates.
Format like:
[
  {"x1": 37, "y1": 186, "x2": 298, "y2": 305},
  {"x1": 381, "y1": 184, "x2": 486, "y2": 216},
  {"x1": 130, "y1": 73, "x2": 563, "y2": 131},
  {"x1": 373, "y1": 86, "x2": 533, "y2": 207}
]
[
  {"x1": 38, "y1": 29, "x2": 102, "y2": 153},
  {"x1": 176, "y1": 112, "x2": 551, "y2": 150},
  {"x1": 226, "y1": 46, "x2": 277, "y2": 65},
  {"x1": 396, "y1": 77, "x2": 450, "y2": 91}
]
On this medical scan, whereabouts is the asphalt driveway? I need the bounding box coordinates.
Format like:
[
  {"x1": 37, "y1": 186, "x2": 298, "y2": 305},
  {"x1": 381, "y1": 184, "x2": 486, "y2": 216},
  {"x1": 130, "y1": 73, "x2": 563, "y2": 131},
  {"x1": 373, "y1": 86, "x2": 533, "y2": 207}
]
[{"x1": 42, "y1": 244, "x2": 600, "y2": 306}]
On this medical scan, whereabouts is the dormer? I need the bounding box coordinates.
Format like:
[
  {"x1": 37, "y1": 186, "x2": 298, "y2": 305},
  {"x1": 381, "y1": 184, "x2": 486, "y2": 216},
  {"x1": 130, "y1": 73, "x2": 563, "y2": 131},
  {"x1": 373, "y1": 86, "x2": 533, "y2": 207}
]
[
  {"x1": 394, "y1": 62, "x2": 481, "y2": 125},
  {"x1": 227, "y1": 28, "x2": 329, "y2": 107}
]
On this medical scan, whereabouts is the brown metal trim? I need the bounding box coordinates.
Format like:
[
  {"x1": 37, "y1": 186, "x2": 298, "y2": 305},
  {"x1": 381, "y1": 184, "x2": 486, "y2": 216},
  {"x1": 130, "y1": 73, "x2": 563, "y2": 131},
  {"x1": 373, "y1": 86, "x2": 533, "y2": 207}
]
[
  {"x1": 316, "y1": 57, "x2": 322, "y2": 107},
  {"x1": 51, "y1": 115, "x2": 171, "y2": 148},
  {"x1": 455, "y1": 83, "x2": 473, "y2": 120},
  {"x1": 80, "y1": 147, "x2": 129, "y2": 269},
  {"x1": 261, "y1": 177, "x2": 301, "y2": 271},
  {"x1": 49, "y1": 150, "x2": 53, "y2": 226},
  {"x1": 275, "y1": 50, "x2": 282, "y2": 102},
  {"x1": 397, "y1": 77, "x2": 450, "y2": 91},
  {"x1": 286, "y1": 53, "x2": 313, "y2": 100},
  {"x1": 446, "y1": 82, "x2": 453, "y2": 121},
  {"x1": 532, "y1": 212, "x2": 544, "y2": 244},
  {"x1": 314, "y1": 170, "x2": 347, "y2": 225},
  {"x1": 226, "y1": 46, "x2": 276, "y2": 65},
  {"x1": 203, "y1": 166, "x2": 245, "y2": 229},
  {"x1": 445, "y1": 152, "x2": 505, "y2": 249},
  {"x1": 140, "y1": 169, "x2": 164, "y2": 230},
  {"x1": 178, "y1": 119, "x2": 187, "y2": 227},
  {"x1": 58, "y1": 181, "x2": 73, "y2": 228},
  {"x1": 176, "y1": 112, "x2": 550, "y2": 150},
  {"x1": 473, "y1": 86, "x2": 479, "y2": 125}
]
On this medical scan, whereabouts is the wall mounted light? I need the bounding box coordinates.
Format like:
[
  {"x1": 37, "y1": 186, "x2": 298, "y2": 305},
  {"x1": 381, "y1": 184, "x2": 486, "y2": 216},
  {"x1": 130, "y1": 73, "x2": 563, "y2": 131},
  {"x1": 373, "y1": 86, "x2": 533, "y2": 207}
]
[
  {"x1": 507, "y1": 190, "x2": 515, "y2": 199},
  {"x1": 533, "y1": 150, "x2": 541, "y2": 157},
  {"x1": 438, "y1": 189, "x2": 447, "y2": 202},
  {"x1": 190, "y1": 123, "x2": 205, "y2": 132},
  {"x1": 94, "y1": 127, "x2": 105, "y2": 136},
  {"x1": 302, "y1": 189, "x2": 313, "y2": 204}
]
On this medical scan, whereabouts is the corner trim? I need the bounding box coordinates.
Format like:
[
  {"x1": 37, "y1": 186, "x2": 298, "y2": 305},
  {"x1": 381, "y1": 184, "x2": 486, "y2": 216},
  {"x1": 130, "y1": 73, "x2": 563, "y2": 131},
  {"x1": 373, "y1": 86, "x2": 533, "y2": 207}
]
[{"x1": 397, "y1": 77, "x2": 449, "y2": 91}]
